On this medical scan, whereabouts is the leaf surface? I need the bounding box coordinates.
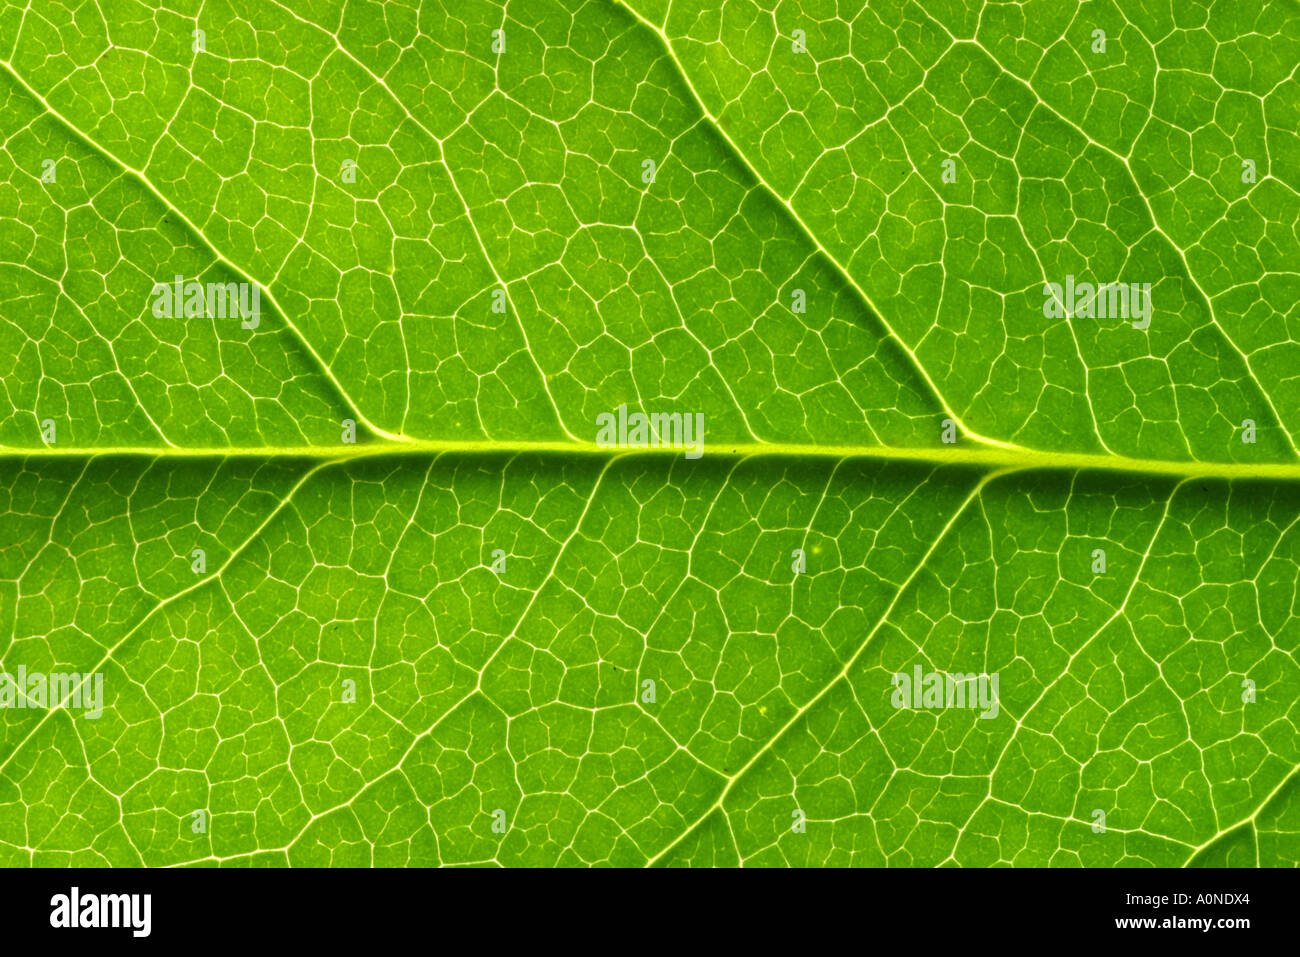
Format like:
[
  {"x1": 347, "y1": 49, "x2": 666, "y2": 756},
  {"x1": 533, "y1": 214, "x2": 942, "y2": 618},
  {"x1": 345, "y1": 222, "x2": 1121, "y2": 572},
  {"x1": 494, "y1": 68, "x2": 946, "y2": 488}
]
[{"x1": 0, "y1": 0, "x2": 1296, "y2": 866}]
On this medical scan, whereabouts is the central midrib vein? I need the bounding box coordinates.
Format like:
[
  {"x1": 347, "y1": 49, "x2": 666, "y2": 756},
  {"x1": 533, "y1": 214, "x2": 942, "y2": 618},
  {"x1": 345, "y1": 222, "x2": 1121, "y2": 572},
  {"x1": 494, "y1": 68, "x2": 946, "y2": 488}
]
[{"x1": 2, "y1": 440, "x2": 1298, "y2": 481}]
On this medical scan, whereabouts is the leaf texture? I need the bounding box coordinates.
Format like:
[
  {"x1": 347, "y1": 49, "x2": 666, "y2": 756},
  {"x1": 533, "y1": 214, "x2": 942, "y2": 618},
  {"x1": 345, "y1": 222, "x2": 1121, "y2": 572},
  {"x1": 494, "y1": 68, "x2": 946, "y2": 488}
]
[{"x1": 0, "y1": 0, "x2": 1296, "y2": 866}]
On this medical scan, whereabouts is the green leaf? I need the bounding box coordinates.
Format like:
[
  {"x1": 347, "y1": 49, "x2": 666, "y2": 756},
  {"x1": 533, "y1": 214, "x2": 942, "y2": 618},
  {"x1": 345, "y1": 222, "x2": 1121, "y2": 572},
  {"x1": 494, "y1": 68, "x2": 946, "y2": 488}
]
[{"x1": 0, "y1": 0, "x2": 1296, "y2": 866}]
